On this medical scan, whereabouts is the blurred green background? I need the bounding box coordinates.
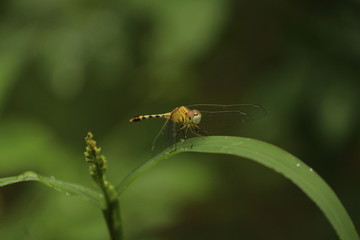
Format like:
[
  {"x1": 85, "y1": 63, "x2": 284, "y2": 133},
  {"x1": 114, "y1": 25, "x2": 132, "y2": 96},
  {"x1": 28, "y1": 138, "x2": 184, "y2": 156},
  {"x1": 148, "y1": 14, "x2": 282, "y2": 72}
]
[{"x1": 1, "y1": 0, "x2": 359, "y2": 239}]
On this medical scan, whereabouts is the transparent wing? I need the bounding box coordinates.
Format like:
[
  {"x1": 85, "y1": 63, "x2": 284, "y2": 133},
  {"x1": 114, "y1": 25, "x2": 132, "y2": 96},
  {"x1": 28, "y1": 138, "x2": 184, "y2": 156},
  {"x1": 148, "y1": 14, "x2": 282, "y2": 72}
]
[
  {"x1": 186, "y1": 104, "x2": 267, "y2": 122},
  {"x1": 151, "y1": 119, "x2": 178, "y2": 153},
  {"x1": 186, "y1": 104, "x2": 267, "y2": 135}
]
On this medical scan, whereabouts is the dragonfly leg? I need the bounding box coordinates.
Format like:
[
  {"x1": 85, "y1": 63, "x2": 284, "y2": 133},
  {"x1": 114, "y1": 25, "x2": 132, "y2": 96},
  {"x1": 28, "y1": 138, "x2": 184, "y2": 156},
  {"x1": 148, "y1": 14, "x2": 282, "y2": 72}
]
[
  {"x1": 191, "y1": 125, "x2": 209, "y2": 136},
  {"x1": 172, "y1": 125, "x2": 186, "y2": 152},
  {"x1": 184, "y1": 126, "x2": 191, "y2": 140},
  {"x1": 173, "y1": 125, "x2": 193, "y2": 150},
  {"x1": 190, "y1": 127, "x2": 201, "y2": 137},
  {"x1": 184, "y1": 126, "x2": 193, "y2": 149}
]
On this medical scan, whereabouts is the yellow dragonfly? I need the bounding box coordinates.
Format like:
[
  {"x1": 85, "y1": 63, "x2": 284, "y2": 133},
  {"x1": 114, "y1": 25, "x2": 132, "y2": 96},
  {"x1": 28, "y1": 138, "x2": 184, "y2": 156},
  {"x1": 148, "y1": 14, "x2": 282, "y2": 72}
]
[{"x1": 129, "y1": 104, "x2": 266, "y2": 152}]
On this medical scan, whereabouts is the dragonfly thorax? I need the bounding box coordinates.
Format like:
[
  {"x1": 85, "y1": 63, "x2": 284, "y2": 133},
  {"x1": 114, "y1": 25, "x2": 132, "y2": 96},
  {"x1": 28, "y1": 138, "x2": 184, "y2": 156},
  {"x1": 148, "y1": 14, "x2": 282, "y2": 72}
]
[{"x1": 169, "y1": 106, "x2": 202, "y2": 126}]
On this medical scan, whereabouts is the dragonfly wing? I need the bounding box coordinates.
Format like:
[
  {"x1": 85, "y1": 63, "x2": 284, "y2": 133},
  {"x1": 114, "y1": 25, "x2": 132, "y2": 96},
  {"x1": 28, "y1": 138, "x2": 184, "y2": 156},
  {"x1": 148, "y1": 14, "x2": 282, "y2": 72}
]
[
  {"x1": 152, "y1": 119, "x2": 169, "y2": 152},
  {"x1": 185, "y1": 104, "x2": 266, "y2": 135},
  {"x1": 151, "y1": 119, "x2": 178, "y2": 153},
  {"x1": 186, "y1": 104, "x2": 267, "y2": 122}
]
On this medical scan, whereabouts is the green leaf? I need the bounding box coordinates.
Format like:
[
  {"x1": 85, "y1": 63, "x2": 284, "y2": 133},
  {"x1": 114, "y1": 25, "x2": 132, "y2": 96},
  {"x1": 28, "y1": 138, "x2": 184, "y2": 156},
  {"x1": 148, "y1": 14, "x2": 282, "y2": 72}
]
[
  {"x1": 0, "y1": 171, "x2": 104, "y2": 208},
  {"x1": 117, "y1": 136, "x2": 359, "y2": 240}
]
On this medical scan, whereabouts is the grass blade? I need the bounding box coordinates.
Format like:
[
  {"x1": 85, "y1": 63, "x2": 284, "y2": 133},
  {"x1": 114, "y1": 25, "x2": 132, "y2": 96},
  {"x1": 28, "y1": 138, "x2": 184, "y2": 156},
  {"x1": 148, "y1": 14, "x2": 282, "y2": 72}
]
[
  {"x1": 117, "y1": 136, "x2": 359, "y2": 240},
  {"x1": 0, "y1": 171, "x2": 104, "y2": 208}
]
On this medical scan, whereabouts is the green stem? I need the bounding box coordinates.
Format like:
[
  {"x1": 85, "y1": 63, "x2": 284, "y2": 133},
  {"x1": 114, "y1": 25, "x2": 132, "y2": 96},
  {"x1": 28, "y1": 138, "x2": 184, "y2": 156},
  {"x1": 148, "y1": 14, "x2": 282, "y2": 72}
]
[
  {"x1": 99, "y1": 176, "x2": 123, "y2": 240},
  {"x1": 102, "y1": 196, "x2": 122, "y2": 240},
  {"x1": 84, "y1": 132, "x2": 123, "y2": 240}
]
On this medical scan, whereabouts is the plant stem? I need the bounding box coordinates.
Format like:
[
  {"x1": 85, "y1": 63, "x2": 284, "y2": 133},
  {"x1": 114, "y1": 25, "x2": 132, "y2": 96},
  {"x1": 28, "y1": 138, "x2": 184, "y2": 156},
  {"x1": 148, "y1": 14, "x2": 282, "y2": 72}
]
[
  {"x1": 101, "y1": 187, "x2": 122, "y2": 240},
  {"x1": 84, "y1": 132, "x2": 123, "y2": 240}
]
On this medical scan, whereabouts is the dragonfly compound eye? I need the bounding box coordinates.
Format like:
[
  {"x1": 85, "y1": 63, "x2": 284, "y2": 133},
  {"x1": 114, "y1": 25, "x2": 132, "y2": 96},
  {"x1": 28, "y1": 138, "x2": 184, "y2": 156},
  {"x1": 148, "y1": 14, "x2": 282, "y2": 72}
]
[{"x1": 191, "y1": 110, "x2": 201, "y2": 124}]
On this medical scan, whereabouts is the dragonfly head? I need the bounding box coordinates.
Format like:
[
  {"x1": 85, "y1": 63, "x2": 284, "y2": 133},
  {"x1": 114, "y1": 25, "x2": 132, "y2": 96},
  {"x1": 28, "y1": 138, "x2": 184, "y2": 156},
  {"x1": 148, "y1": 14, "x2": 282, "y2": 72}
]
[{"x1": 186, "y1": 109, "x2": 202, "y2": 125}]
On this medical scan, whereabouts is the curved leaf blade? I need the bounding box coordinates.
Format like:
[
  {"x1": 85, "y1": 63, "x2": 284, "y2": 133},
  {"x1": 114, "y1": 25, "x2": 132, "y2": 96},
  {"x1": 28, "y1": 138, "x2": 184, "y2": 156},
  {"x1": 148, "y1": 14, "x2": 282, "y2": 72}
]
[
  {"x1": 117, "y1": 136, "x2": 359, "y2": 240},
  {"x1": 0, "y1": 171, "x2": 104, "y2": 208}
]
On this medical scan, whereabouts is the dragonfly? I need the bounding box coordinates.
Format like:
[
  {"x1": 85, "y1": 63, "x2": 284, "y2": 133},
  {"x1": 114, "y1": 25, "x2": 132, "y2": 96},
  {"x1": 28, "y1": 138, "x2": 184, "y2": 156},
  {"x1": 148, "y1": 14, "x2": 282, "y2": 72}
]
[{"x1": 129, "y1": 104, "x2": 266, "y2": 152}]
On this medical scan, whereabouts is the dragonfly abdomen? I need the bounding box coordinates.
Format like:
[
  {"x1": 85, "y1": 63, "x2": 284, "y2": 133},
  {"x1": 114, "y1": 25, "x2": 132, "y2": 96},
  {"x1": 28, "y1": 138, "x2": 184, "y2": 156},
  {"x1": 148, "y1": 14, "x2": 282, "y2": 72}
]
[{"x1": 129, "y1": 113, "x2": 170, "y2": 122}]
